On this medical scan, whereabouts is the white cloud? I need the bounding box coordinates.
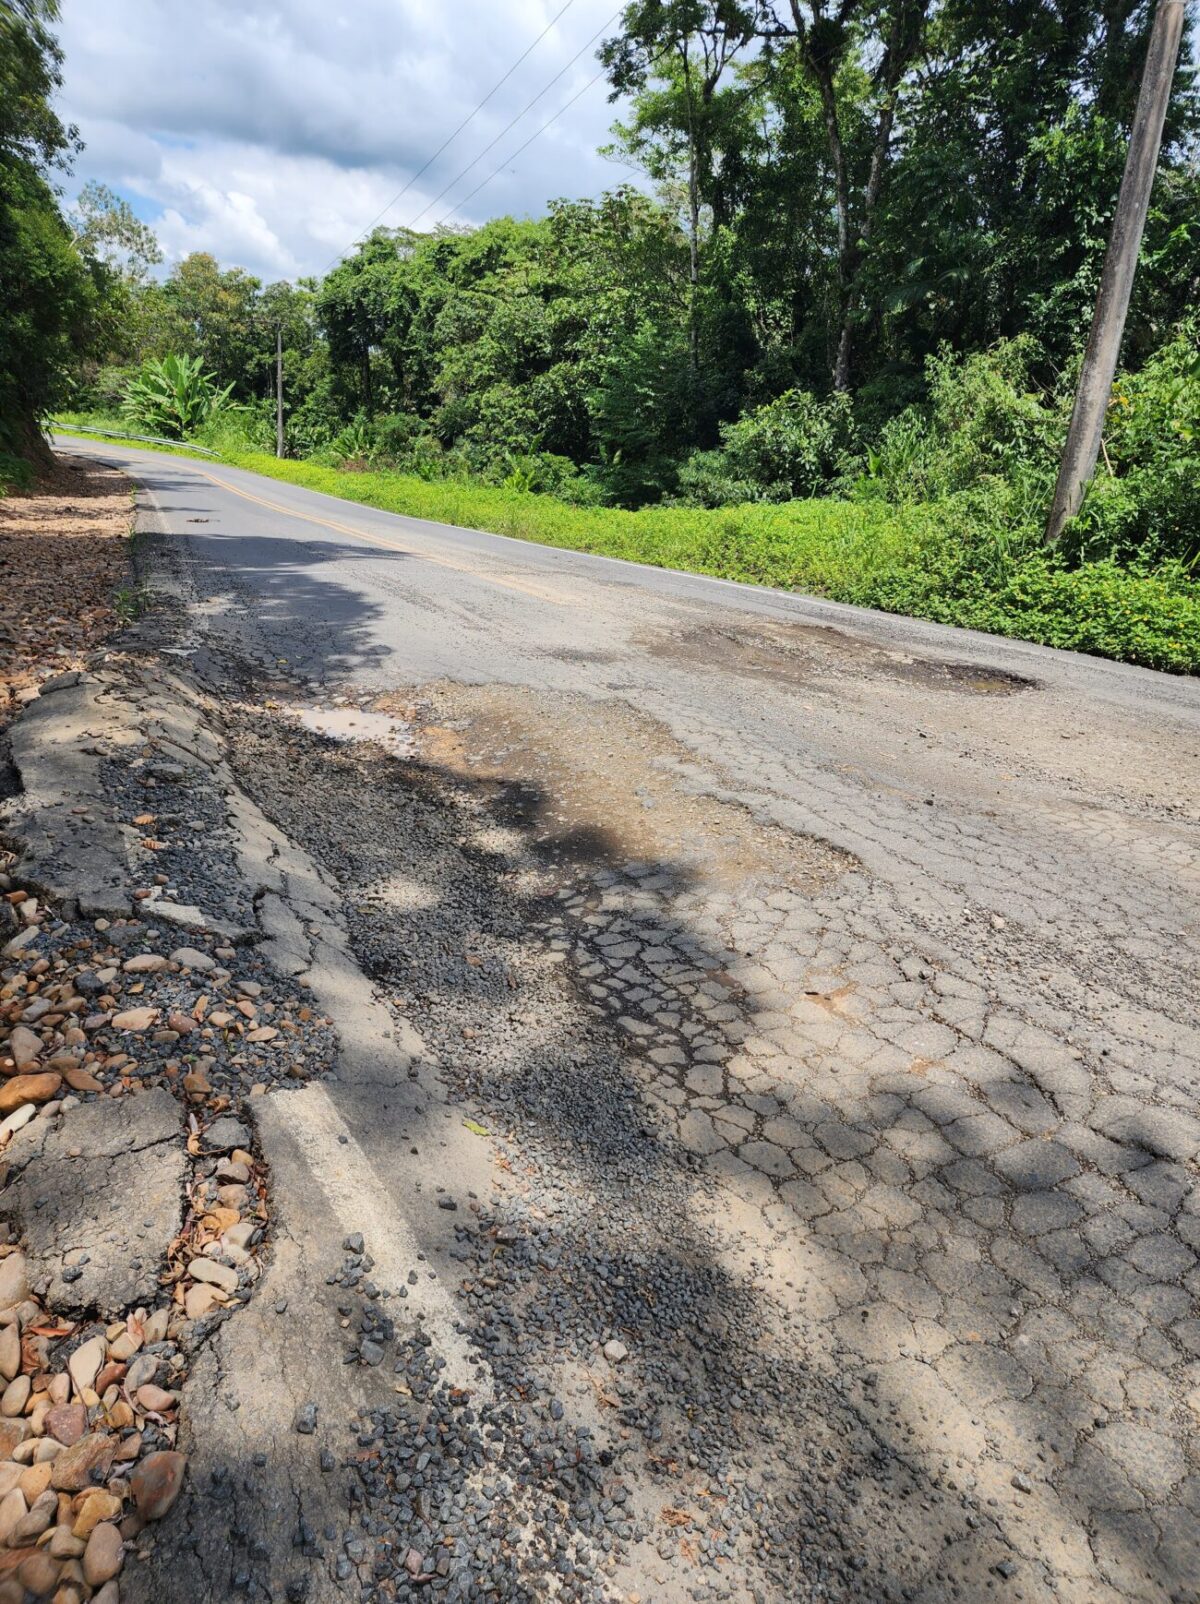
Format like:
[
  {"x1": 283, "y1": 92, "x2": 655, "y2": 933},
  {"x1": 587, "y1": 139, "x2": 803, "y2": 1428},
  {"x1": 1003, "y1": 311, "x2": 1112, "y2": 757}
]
[{"x1": 53, "y1": 0, "x2": 631, "y2": 282}]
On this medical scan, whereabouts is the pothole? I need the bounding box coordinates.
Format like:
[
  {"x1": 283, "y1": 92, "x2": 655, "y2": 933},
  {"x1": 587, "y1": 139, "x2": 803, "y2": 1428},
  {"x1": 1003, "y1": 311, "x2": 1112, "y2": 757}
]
[
  {"x1": 644, "y1": 620, "x2": 1037, "y2": 697},
  {"x1": 372, "y1": 681, "x2": 854, "y2": 890},
  {"x1": 284, "y1": 704, "x2": 416, "y2": 757}
]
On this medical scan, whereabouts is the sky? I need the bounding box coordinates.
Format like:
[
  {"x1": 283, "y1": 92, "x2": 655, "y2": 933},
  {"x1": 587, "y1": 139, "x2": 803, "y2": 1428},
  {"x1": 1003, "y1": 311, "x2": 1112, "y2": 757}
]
[{"x1": 53, "y1": 0, "x2": 633, "y2": 283}]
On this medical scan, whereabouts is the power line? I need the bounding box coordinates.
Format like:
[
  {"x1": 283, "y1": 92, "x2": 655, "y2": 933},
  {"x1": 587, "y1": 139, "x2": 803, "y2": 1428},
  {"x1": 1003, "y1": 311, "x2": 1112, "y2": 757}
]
[
  {"x1": 405, "y1": 10, "x2": 619, "y2": 231},
  {"x1": 433, "y1": 64, "x2": 610, "y2": 229},
  {"x1": 321, "y1": 0, "x2": 578, "y2": 273}
]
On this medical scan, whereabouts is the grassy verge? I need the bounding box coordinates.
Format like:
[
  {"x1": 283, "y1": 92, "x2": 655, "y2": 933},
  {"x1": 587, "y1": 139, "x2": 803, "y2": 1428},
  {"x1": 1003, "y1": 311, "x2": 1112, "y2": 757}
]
[{"x1": 56, "y1": 424, "x2": 1200, "y2": 674}]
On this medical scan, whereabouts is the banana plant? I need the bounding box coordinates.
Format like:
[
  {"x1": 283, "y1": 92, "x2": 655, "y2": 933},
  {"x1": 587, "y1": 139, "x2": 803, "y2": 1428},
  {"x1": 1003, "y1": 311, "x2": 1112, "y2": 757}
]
[{"x1": 120, "y1": 354, "x2": 237, "y2": 439}]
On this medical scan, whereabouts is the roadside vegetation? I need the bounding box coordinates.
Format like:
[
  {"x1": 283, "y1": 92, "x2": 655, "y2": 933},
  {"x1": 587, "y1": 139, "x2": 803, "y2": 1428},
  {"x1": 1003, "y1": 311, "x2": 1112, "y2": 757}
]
[{"x1": 6, "y1": 0, "x2": 1200, "y2": 671}]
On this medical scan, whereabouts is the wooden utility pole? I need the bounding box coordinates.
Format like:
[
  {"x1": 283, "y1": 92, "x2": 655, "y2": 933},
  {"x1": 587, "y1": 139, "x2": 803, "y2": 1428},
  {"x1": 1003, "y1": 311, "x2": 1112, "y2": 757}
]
[
  {"x1": 275, "y1": 325, "x2": 284, "y2": 458},
  {"x1": 1045, "y1": 0, "x2": 1186, "y2": 546}
]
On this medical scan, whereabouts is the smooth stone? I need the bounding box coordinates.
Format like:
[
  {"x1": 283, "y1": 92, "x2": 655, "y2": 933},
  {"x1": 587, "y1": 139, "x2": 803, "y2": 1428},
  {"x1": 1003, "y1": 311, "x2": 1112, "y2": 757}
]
[
  {"x1": 134, "y1": 1385, "x2": 176, "y2": 1415},
  {"x1": 186, "y1": 1258, "x2": 237, "y2": 1294},
  {"x1": 0, "y1": 1106, "x2": 36, "y2": 1145},
  {"x1": 44, "y1": 1406, "x2": 86, "y2": 1448},
  {"x1": 0, "y1": 1328, "x2": 19, "y2": 1384},
  {"x1": 0, "y1": 1422, "x2": 27, "y2": 1462},
  {"x1": 6, "y1": 1029, "x2": 41, "y2": 1069},
  {"x1": 73, "y1": 1490, "x2": 121, "y2": 1539},
  {"x1": 82, "y1": 1521, "x2": 123, "y2": 1586},
  {"x1": 121, "y1": 955, "x2": 168, "y2": 974},
  {"x1": 0, "y1": 1376, "x2": 28, "y2": 1418},
  {"x1": 0, "y1": 1261, "x2": 24, "y2": 1316},
  {"x1": 110, "y1": 1009, "x2": 157, "y2": 1032},
  {"x1": 170, "y1": 947, "x2": 215, "y2": 971},
  {"x1": 183, "y1": 1284, "x2": 219, "y2": 1321},
  {"x1": 0, "y1": 1488, "x2": 26, "y2": 1543},
  {"x1": 67, "y1": 1338, "x2": 104, "y2": 1399},
  {"x1": 0, "y1": 1075, "x2": 61, "y2": 1117},
  {"x1": 15, "y1": 1549, "x2": 59, "y2": 1596},
  {"x1": 130, "y1": 1451, "x2": 186, "y2": 1521},
  {"x1": 16, "y1": 1462, "x2": 50, "y2": 1503},
  {"x1": 47, "y1": 1524, "x2": 86, "y2": 1558}
]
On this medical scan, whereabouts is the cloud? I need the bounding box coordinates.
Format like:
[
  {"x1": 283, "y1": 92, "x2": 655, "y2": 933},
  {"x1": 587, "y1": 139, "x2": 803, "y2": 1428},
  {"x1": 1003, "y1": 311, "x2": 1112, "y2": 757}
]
[{"x1": 53, "y1": 0, "x2": 631, "y2": 281}]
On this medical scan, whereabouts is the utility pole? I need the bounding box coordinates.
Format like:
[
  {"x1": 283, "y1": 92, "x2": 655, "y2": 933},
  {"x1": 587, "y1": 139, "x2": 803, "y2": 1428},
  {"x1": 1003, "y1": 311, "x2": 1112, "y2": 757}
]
[
  {"x1": 275, "y1": 325, "x2": 284, "y2": 458},
  {"x1": 1045, "y1": 0, "x2": 1185, "y2": 545}
]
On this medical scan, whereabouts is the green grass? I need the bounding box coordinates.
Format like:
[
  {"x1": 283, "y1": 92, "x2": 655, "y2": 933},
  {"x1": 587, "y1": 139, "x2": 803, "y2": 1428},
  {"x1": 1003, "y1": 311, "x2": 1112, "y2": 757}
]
[
  {"x1": 55, "y1": 423, "x2": 1200, "y2": 674},
  {"x1": 53, "y1": 413, "x2": 223, "y2": 463}
]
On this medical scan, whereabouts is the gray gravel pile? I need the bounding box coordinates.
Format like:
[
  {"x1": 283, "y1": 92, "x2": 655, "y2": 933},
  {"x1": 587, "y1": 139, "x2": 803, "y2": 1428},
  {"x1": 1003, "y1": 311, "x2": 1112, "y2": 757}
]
[
  {"x1": 101, "y1": 751, "x2": 258, "y2": 931},
  {"x1": 339, "y1": 1304, "x2": 628, "y2": 1603}
]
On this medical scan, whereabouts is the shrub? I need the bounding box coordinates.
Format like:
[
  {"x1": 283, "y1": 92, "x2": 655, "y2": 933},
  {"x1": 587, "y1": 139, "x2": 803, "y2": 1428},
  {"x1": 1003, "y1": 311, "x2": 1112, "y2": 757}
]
[
  {"x1": 677, "y1": 389, "x2": 857, "y2": 506},
  {"x1": 0, "y1": 450, "x2": 33, "y2": 493},
  {"x1": 860, "y1": 339, "x2": 1061, "y2": 515},
  {"x1": 121, "y1": 354, "x2": 236, "y2": 439},
  {"x1": 1069, "y1": 322, "x2": 1200, "y2": 568}
]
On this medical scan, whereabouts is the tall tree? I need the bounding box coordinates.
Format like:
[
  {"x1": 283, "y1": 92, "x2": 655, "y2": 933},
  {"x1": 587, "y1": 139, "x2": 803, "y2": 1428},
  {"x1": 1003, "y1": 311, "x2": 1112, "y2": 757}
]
[
  {"x1": 70, "y1": 181, "x2": 162, "y2": 282},
  {"x1": 0, "y1": 0, "x2": 95, "y2": 461},
  {"x1": 754, "y1": 0, "x2": 930, "y2": 390},
  {"x1": 603, "y1": 3, "x2": 759, "y2": 369}
]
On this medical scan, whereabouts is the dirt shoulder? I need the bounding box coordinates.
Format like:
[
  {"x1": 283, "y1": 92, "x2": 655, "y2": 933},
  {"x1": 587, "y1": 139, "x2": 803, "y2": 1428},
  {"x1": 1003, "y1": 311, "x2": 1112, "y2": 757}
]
[{"x1": 0, "y1": 456, "x2": 134, "y2": 729}]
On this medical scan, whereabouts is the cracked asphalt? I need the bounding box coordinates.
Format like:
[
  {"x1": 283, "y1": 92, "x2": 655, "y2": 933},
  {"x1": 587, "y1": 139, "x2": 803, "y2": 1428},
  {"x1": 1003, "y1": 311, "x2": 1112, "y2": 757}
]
[{"x1": 56, "y1": 439, "x2": 1200, "y2": 1603}]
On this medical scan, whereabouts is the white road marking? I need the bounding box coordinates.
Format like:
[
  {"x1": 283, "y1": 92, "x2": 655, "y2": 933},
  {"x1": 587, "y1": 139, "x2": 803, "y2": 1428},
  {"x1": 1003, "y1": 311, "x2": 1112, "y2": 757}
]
[{"x1": 265, "y1": 1083, "x2": 491, "y2": 1399}]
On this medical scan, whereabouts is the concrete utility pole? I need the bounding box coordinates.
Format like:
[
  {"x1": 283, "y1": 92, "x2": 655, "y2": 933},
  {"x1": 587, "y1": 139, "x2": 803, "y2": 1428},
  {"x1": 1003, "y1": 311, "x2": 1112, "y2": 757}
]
[
  {"x1": 1045, "y1": 0, "x2": 1186, "y2": 547},
  {"x1": 275, "y1": 325, "x2": 284, "y2": 459}
]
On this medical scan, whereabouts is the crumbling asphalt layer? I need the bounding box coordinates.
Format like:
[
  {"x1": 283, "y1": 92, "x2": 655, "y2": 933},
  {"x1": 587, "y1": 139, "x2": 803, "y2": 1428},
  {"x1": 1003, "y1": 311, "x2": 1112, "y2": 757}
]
[{"x1": 222, "y1": 709, "x2": 1035, "y2": 1604}]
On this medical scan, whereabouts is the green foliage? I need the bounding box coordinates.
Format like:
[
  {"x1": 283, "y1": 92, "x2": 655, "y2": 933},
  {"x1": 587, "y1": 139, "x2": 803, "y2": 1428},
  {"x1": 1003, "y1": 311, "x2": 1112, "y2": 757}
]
[
  {"x1": 0, "y1": 1, "x2": 97, "y2": 458},
  {"x1": 0, "y1": 449, "x2": 33, "y2": 492},
  {"x1": 1069, "y1": 324, "x2": 1200, "y2": 567},
  {"x1": 120, "y1": 353, "x2": 236, "y2": 439},
  {"x1": 858, "y1": 341, "x2": 1063, "y2": 542},
  {"x1": 70, "y1": 181, "x2": 161, "y2": 281},
  {"x1": 677, "y1": 389, "x2": 857, "y2": 504}
]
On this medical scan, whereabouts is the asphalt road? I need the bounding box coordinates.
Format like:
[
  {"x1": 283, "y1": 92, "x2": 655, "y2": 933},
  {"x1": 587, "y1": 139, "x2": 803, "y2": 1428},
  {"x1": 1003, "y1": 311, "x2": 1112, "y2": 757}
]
[{"x1": 59, "y1": 437, "x2": 1200, "y2": 1604}]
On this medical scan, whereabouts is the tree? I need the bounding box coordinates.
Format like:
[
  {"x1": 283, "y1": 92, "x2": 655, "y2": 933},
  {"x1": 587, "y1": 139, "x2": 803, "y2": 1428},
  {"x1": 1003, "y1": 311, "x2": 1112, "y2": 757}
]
[
  {"x1": 0, "y1": 1, "x2": 96, "y2": 462},
  {"x1": 163, "y1": 252, "x2": 263, "y2": 395},
  {"x1": 71, "y1": 181, "x2": 162, "y2": 282},
  {"x1": 603, "y1": 3, "x2": 759, "y2": 369},
  {"x1": 753, "y1": 0, "x2": 930, "y2": 391}
]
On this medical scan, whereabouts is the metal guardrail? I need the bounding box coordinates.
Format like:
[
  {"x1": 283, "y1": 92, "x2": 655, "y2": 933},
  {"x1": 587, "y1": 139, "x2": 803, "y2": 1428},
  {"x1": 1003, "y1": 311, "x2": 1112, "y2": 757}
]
[{"x1": 49, "y1": 422, "x2": 222, "y2": 458}]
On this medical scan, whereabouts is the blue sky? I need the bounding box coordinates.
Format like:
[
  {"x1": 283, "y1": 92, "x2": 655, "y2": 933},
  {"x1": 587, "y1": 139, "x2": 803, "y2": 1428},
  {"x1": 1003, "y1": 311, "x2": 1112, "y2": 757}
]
[{"x1": 53, "y1": 0, "x2": 633, "y2": 282}]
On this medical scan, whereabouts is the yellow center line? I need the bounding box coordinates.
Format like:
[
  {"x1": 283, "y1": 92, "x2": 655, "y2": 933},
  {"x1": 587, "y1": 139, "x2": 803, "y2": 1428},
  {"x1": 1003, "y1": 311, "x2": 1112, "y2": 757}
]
[{"x1": 185, "y1": 463, "x2": 570, "y2": 606}]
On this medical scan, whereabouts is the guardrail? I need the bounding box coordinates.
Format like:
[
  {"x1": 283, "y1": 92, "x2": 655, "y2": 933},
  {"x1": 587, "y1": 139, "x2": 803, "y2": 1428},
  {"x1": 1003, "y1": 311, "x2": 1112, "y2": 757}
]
[{"x1": 49, "y1": 422, "x2": 222, "y2": 458}]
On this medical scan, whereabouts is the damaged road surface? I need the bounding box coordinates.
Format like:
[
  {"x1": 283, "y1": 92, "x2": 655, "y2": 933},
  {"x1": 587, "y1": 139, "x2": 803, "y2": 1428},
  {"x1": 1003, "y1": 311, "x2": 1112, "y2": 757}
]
[{"x1": 3, "y1": 436, "x2": 1195, "y2": 1604}]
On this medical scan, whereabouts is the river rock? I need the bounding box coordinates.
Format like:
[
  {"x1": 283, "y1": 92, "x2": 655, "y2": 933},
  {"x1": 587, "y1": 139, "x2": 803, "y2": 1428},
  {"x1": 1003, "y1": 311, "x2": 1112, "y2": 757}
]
[
  {"x1": 0, "y1": 1257, "x2": 25, "y2": 1314},
  {"x1": 67, "y1": 1337, "x2": 104, "y2": 1398},
  {"x1": 0, "y1": 1074, "x2": 61, "y2": 1116},
  {"x1": 83, "y1": 1520, "x2": 123, "y2": 1586},
  {"x1": 130, "y1": 1451, "x2": 186, "y2": 1521},
  {"x1": 0, "y1": 1325, "x2": 19, "y2": 1383},
  {"x1": 6, "y1": 1028, "x2": 41, "y2": 1069},
  {"x1": 44, "y1": 1405, "x2": 86, "y2": 1447},
  {"x1": 187, "y1": 1257, "x2": 238, "y2": 1294},
  {"x1": 50, "y1": 1433, "x2": 115, "y2": 1492},
  {"x1": 111, "y1": 1008, "x2": 157, "y2": 1032}
]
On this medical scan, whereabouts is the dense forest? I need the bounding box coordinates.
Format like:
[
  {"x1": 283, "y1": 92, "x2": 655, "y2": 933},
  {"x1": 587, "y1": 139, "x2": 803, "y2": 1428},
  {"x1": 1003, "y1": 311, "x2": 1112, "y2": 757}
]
[{"x1": 3, "y1": 0, "x2": 1199, "y2": 666}]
